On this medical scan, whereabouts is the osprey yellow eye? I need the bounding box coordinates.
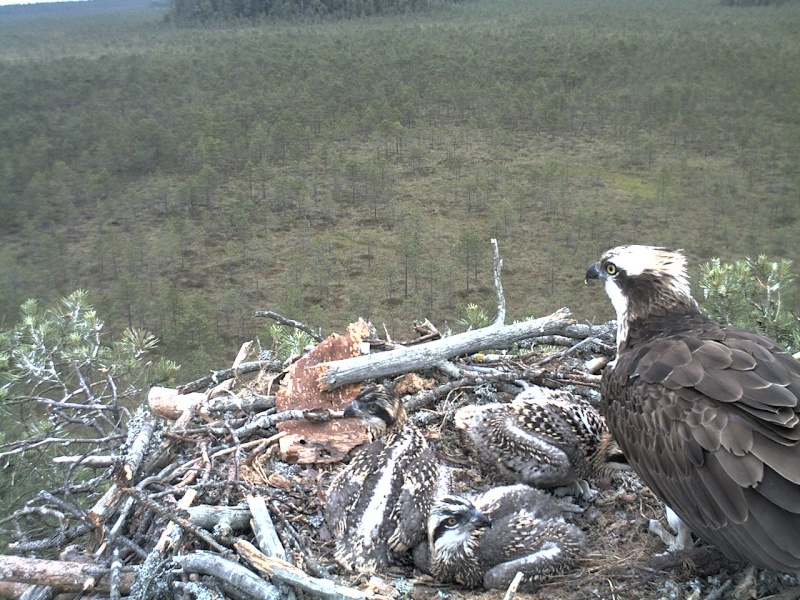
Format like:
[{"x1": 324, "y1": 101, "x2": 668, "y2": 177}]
[
  {"x1": 605, "y1": 263, "x2": 618, "y2": 276},
  {"x1": 445, "y1": 517, "x2": 458, "y2": 526}
]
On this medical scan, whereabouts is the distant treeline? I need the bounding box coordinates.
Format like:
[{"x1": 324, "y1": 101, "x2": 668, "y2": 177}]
[
  {"x1": 722, "y1": 0, "x2": 798, "y2": 4},
  {"x1": 167, "y1": 0, "x2": 457, "y2": 23}
]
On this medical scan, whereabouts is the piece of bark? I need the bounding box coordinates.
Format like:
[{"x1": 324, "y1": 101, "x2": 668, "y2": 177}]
[
  {"x1": 234, "y1": 539, "x2": 388, "y2": 600},
  {"x1": 148, "y1": 387, "x2": 207, "y2": 420},
  {"x1": 316, "y1": 309, "x2": 573, "y2": 390},
  {"x1": 275, "y1": 319, "x2": 372, "y2": 464},
  {"x1": 174, "y1": 551, "x2": 281, "y2": 600},
  {"x1": 0, "y1": 556, "x2": 135, "y2": 593},
  {"x1": 246, "y1": 495, "x2": 286, "y2": 561}
]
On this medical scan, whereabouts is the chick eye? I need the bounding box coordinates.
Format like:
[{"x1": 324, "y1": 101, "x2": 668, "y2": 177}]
[{"x1": 605, "y1": 262, "x2": 618, "y2": 276}]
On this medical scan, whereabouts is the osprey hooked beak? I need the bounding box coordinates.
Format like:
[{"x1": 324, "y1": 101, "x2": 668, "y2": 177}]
[{"x1": 585, "y1": 262, "x2": 603, "y2": 284}]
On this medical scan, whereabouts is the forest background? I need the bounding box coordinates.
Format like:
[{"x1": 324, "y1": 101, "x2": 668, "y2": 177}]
[{"x1": 1, "y1": 0, "x2": 799, "y2": 381}]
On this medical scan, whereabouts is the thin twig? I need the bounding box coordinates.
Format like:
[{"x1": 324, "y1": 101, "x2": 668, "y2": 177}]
[
  {"x1": 122, "y1": 487, "x2": 231, "y2": 556},
  {"x1": 491, "y1": 238, "x2": 506, "y2": 326},
  {"x1": 253, "y1": 310, "x2": 324, "y2": 342}
]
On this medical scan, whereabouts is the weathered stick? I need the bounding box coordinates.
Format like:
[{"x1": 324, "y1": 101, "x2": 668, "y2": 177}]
[
  {"x1": 502, "y1": 571, "x2": 525, "y2": 600},
  {"x1": 204, "y1": 392, "x2": 275, "y2": 414},
  {"x1": 115, "y1": 413, "x2": 155, "y2": 483},
  {"x1": 253, "y1": 311, "x2": 324, "y2": 342},
  {"x1": 174, "y1": 551, "x2": 281, "y2": 600},
  {"x1": 316, "y1": 308, "x2": 574, "y2": 390},
  {"x1": 234, "y1": 540, "x2": 388, "y2": 600},
  {"x1": 491, "y1": 238, "x2": 506, "y2": 325},
  {"x1": 154, "y1": 489, "x2": 197, "y2": 554},
  {"x1": 122, "y1": 487, "x2": 230, "y2": 556},
  {"x1": 177, "y1": 360, "x2": 276, "y2": 394},
  {"x1": 148, "y1": 387, "x2": 207, "y2": 420},
  {"x1": 0, "y1": 556, "x2": 135, "y2": 593},
  {"x1": 186, "y1": 505, "x2": 252, "y2": 531},
  {"x1": 246, "y1": 495, "x2": 287, "y2": 561},
  {"x1": 52, "y1": 455, "x2": 115, "y2": 469}
]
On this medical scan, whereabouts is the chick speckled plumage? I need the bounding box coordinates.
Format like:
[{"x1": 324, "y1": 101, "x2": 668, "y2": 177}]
[
  {"x1": 325, "y1": 385, "x2": 438, "y2": 573},
  {"x1": 414, "y1": 484, "x2": 585, "y2": 591},
  {"x1": 455, "y1": 386, "x2": 627, "y2": 493}
]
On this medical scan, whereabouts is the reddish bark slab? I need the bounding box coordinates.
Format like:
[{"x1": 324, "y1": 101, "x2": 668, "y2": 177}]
[{"x1": 275, "y1": 319, "x2": 372, "y2": 463}]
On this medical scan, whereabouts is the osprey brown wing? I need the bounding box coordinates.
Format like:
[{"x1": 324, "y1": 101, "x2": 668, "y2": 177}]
[{"x1": 604, "y1": 326, "x2": 800, "y2": 570}]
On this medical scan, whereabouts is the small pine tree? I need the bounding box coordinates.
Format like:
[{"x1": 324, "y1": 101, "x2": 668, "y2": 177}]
[
  {"x1": 0, "y1": 290, "x2": 179, "y2": 534},
  {"x1": 458, "y1": 303, "x2": 491, "y2": 331},
  {"x1": 699, "y1": 256, "x2": 800, "y2": 351}
]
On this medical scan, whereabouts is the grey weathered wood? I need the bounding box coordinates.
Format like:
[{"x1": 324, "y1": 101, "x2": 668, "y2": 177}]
[
  {"x1": 246, "y1": 495, "x2": 287, "y2": 561},
  {"x1": 174, "y1": 552, "x2": 281, "y2": 600},
  {"x1": 235, "y1": 540, "x2": 388, "y2": 600},
  {"x1": 316, "y1": 309, "x2": 574, "y2": 390},
  {"x1": 185, "y1": 505, "x2": 252, "y2": 531}
]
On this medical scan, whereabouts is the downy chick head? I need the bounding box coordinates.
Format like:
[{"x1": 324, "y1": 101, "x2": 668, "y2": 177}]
[
  {"x1": 427, "y1": 495, "x2": 492, "y2": 560},
  {"x1": 343, "y1": 384, "x2": 407, "y2": 437}
]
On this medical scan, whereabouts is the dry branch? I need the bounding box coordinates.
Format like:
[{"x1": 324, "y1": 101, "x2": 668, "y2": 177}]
[
  {"x1": 0, "y1": 555, "x2": 135, "y2": 593},
  {"x1": 186, "y1": 505, "x2": 252, "y2": 531},
  {"x1": 491, "y1": 238, "x2": 506, "y2": 325},
  {"x1": 174, "y1": 551, "x2": 282, "y2": 600},
  {"x1": 316, "y1": 308, "x2": 574, "y2": 390},
  {"x1": 115, "y1": 413, "x2": 155, "y2": 484},
  {"x1": 177, "y1": 360, "x2": 276, "y2": 394},
  {"x1": 254, "y1": 310, "x2": 324, "y2": 342},
  {"x1": 235, "y1": 539, "x2": 389, "y2": 600},
  {"x1": 246, "y1": 494, "x2": 287, "y2": 561}
]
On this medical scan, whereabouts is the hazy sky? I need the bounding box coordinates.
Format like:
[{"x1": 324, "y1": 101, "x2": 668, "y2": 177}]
[{"x1": 0, "y1": 0, "x2": 84, "y2": 5}]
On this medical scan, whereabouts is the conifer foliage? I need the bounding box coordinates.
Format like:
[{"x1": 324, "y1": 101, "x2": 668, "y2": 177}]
[
  {"x1": 167, "y1": 0, "x2": 457, "y2": 24},
  {"x1": 700, "y1": 256, "x2": 800, "y2": 351},
  {"x1": 0, "y1": 290, "x2": 179, "y2": 532}
]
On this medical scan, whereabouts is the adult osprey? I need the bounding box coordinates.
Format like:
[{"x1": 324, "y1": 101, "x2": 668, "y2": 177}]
[{"x1": 586, "y1": 245, "x2": 800, "y2": 571}]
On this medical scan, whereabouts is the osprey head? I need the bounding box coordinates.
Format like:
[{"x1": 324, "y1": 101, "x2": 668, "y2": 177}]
[
  {"x1": 343, "y1": 384, "x2": 406, "y2": 435},
  {"x1": 428, "y1": 496, "x2": 492, "y2": 559},
  {"x1": 586, "y1": 245, "x2": 698, "y2": 346}
]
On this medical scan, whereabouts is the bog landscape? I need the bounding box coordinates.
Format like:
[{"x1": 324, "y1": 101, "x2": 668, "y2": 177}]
[{"x1": 0, "y1": 0, "x2": 799, "y2": 598}]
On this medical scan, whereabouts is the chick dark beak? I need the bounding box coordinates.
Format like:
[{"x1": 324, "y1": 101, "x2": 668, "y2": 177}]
[
  {"x1": 343, "y1": 400, "x2": 364, "y2": 419},
  {"x1": 585, "y1": 262, "x2": 603, "y2": 284},
  {"x1": 471, "y1": 510, "x2": 492, "y2": 529}
]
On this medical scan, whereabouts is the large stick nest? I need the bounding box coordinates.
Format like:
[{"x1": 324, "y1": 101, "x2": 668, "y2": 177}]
[{"x1": 2, "y1": 320, "x2": 798, "y2": 600}]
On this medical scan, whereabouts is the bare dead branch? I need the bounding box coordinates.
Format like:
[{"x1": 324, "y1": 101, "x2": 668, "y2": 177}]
[
  {"x1": 121, "y1": 487, "x2": 230, "y2": 556},
  {"x1": 177, "y1": 360, "x2": 277, "y2": 394},
  {"x1": 491, "y1": 238, "x2": 506, "y2": 325},
  {"x1": 174, "y1": 551, "x2": 282, "y2": 600},
  {"x1": 254, "y1": 311, "x2": 324, "y2": 342},
  {"x1": 316, "y1": 308, "x2": 573, "y2": 390},
  {"x1": 235, "y1": 539, "x2": 389, "y2": 600},
  {"x1": 246, "y1": 495, "x2": 287, "y2": 561},
  {"x1": 0, "y1": 555, "x2": 135, "y2": 593}
]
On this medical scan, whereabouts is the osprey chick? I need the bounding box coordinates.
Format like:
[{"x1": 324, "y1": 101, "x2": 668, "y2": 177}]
[
  {"x1": 586, "y1": 245, "x2": 800, "y2": 571},
  {"x1": 455, "y1": 387, "x2": 627, "y2": 497},
  {"x1": 325, "y1": 385, "x2": 438, "y2": 573},
  {"x1": 414, "y1": 484, "x2": 585, "y2": 591}
]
